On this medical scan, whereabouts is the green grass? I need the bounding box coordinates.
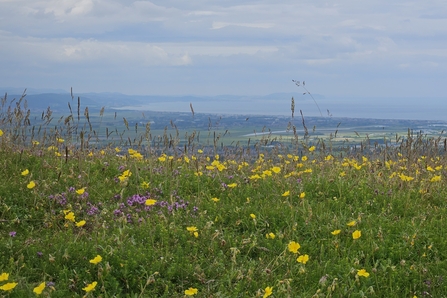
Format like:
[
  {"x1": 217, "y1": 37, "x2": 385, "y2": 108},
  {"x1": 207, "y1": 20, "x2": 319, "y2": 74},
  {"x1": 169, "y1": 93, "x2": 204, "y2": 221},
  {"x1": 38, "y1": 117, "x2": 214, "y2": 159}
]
[{"x1": 1, "y1": 98, "x2": 447, "y2": 297}]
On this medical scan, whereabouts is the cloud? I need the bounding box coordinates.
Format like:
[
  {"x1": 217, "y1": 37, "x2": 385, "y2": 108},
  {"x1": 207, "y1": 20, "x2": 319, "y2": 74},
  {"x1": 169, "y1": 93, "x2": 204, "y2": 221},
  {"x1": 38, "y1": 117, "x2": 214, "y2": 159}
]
[
  {"x1": 0, "y1": 0, "x2": 446, "y2": 97},
  {"x1": 211, "y1": 22, "x2": 274, "y2": 30}
]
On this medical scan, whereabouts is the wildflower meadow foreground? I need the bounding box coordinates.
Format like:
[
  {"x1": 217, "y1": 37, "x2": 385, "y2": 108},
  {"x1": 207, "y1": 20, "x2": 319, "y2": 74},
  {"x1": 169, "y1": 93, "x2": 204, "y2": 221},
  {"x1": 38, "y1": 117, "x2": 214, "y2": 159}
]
[{"x1": 1, "y1": 100, "x2": 447, "y2": 297}]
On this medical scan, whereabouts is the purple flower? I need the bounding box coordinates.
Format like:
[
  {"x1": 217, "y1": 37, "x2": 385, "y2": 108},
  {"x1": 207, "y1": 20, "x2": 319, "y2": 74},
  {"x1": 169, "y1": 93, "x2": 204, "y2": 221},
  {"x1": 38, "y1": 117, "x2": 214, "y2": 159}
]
[
  {"x1": 9, "y1": 231, "x2": 16, "y2": 237},
  {"x1": 37, "y1": 252, "x2": 43, "y2": 257}
]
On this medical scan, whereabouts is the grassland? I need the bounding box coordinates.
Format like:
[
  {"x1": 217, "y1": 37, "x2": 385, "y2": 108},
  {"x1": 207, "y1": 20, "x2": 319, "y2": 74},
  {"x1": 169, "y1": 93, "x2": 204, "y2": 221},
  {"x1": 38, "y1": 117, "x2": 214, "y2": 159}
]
[{"x1": 1, "y1": 95, "x2": 447, "y2": 297}]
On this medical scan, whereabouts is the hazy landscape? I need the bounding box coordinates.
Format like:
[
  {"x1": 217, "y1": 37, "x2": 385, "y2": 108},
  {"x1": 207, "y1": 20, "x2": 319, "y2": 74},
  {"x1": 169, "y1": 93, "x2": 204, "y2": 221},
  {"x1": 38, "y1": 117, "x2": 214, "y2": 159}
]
[{"x1": 1, "y1": 0, "x2": 446, "y2": 296}]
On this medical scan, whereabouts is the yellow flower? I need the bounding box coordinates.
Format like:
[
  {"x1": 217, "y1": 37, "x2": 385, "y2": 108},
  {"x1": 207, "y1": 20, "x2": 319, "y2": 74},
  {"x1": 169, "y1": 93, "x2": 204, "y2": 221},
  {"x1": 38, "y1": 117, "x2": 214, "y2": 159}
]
[
  {"x1": 430, "y1": 175, "x2": 441, "y2": 182},
  {"x1": 227, "y1": 183, "x2": 237, "y2": 188},
  {"x1": 309, "y1": 146, "x2": 316, "y2": 152},
  {"x1": 211, "y1": 197, "x2": 220, "y2": 202},
  {"x1": 21, "y1": 169, "x2": 29, "y2": 176},
  {"x1": 141, "y1": 181, "x2": 150, "y2": 189},
  {"x1": 89, "y1": 255, "x2": 102, "y2": 264},
  {"x1": 27, "y1": 181, "x2": 36, "y2": 189},
  {"x1": 347, "y1": 220, "x2": 356, "y2": 227},
  {"x1": 357, "y1": 269, "x2": 370, "y2": 277},
  {"x1": 198, "y1": 149, "x2": 203, "y2": 154},
  {"x1": 272, "y1": 167, "x2": 281, "y2": 174},
  {"x1": 33, "y1": 282, "x2": 46, "y2": 295},
  {"x1": 32, "y1": 140, "x2": 40, "y2": 145},
  {"x1": 76, "y1": 188, "x2": 85, "y2": 195},
  {"x1": 282, "y1": 190, "x2": 290, "y2": 197},
  {"x1": 57, "y1": 138, "x2": 64, "y2": 143},
  {"x1": 187, "y1": 226, "x2": 198, "y2": 232},
  {"x1": 263, "y1": 286, "x2": 273, "y2": 298},
  {"x1": 302, "y1": 156, "x2": 308, "y2": 161},
  {"x1": 158, "y1": 155, "x2": 166, "y2": 162},
  {"x1": 82, "y1": 281, "x2": 97, "y2": 292},
  {"x1": 331, "y1": 229, "x2": 341, "y2": 235},
  {"x1": 0, "y1": 129, "x2": 3, "y2": 136},
  {"x1": 0, "y1": 282, "x2": 18, "y2": 291},
  {"x1": 250, "y1": 213, "x2": 256, "y2": 219},
  {"x1": 288, "y1": 241, "x2": 300, "y2": 254},
  {"x1": 297, "y1": 254, "x2": 309, "y2": 264},
  {"x1": 299, "y1": 192, "x2": 306, "y2": 199},
  {"x1": 75, "y1": 220, "x2": 86, "y2": 227},
  {"x1": 185, "y1": 287, "x2": 198, "y2": 296},
  {"x1": 193, "y1": 232, "x2": 199, "y2": 238},
  {"x1": 398, "y1": 173, "x2": 414, "y2": 182},
  {"x1": 145, "y1": 199, "x2": 157, "y2": 206},
  {"x1": 266, "y1": 232, "x2": 276, "y2": 239},
  {"x1": 352, "y1": 230, "x2": 362, "y2": 240},
  {"x1": 64, "y1": 212, "x2": 75, "y2": 222},
  {"x1": 88, "y1": 152, "x2": 93, "y2": 157},
  {"x1": 115, "y1": 147, "x2": 121, "y2": 153},
  {"x1": 0, "y1": 272, "x2": 9, "y2": 281}
]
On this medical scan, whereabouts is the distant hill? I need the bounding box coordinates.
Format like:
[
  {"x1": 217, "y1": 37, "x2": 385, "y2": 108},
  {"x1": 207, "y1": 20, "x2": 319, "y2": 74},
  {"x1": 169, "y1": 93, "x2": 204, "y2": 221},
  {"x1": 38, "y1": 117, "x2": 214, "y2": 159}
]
[{"x1": 2, "y1": 93, "x2": 101, "y2": 113}]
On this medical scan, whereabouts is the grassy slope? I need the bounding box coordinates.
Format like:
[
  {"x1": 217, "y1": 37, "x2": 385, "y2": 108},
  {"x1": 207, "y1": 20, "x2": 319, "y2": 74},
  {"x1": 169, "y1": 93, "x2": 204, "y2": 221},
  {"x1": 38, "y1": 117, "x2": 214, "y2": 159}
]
[{"x1": 1, "y1": 98, "x2": 447, "y2": 297}]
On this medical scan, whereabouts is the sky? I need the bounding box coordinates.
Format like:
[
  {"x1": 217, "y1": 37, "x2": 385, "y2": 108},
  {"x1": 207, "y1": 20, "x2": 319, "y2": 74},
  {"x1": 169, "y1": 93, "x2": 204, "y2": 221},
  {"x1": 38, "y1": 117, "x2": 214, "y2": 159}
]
[{"x1": 1, "y1": 0, "x2": 446, "y2": 99}]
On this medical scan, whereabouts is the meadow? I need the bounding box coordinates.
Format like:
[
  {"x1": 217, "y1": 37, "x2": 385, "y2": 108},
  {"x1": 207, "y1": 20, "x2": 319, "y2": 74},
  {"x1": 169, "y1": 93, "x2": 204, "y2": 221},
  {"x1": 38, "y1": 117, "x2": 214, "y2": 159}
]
[{"x1": 1, "y1": 94, "x2": 447, "y2": 297}]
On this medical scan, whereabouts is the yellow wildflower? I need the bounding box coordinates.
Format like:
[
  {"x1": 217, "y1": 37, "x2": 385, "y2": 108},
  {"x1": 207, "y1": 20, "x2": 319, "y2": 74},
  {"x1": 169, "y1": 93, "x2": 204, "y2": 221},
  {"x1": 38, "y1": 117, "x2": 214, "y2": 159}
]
[
  {"x1": 33, "y1": 282, "x2": 46, "y2": 295},
  {"x1": 0, "y1": 272, "x2": 9, "y2": 281},
  {"x1": 184, "y1": 287, "x2": 198, "y2": 296},
  {"x1": 430, "y1": 175, "x2": 441, "y2": 182},
  {"x1": 352, "y1": 230, "x2": 362, "y2": 240},
  {"x1": 331, "y1": 230, "x2": 341, "y2": 235},
  {"x1": 271, "y1": 167, "x2": 281, "y2": 174},
  {"x1": 357, "y1": 269, "x2": 370, "y2": 277},
  {"x1": 21, "y1": 169, "x2": 29, "y2": 176},
  {"x1": 288, "y1": 241, "x2": 300, "y2": 254},
  {"x1": 0, "y1": 282, "x2": 18, "y2": 291},
  {"x1": 145, "y1": 199, "x2": 157, "y2": 206},
  {"x1": 82, "y1": 281, "x2": 97, "y2": 292},
  {"x1": 75, "y1": 220, "x2": 86, "y2": 227},
  {"x1": 347, "y1": 221, "x2": 356, "y2": 227},
  {"x1": 266, "y1": 233, "x2": 276, "y2": 239},
  {"x1": 27, "y1": 181, "x2": 36, "y2": 189},
  {"x1": 282, "y1": 190, "x2": 290, "y2": 197},
  {"x1": 187, "y1": 226, "x2": 198, "y2": 232},
  {"x1": 76, "y1": 188, "x2": 85, "y2": 195},
  {"x1": 64, "y1": 212, "x2": 75, "y2": 222},
  {"x1": 297, "y1": 254, "x2": 309, "y2": 264},
  {"x1": 89, "y1": 255, "x2": 102, "y2": 264},
  {"x1": 263, "y1": 286, "x2": 273, "y2": 298}
]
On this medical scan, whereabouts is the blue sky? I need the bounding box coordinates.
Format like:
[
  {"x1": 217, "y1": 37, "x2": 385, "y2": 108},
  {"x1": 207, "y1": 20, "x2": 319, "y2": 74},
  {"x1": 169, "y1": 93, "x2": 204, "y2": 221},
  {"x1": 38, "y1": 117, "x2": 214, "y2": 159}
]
[{"x1": 1, "y1": 0, "x2": 446, "y2": 98}]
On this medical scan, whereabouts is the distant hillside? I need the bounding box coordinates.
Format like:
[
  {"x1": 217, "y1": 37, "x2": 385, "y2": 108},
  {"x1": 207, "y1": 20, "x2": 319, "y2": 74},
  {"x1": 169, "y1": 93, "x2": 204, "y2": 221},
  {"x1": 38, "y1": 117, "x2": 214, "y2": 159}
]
[{"x1": 2, "y1": 93, "x2": 101, "y2": 113}]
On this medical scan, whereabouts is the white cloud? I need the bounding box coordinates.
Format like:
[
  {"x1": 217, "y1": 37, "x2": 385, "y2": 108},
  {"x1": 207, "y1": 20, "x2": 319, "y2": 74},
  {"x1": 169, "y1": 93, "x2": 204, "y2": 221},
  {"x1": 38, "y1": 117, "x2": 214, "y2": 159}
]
[
  {"x1": 211, "y1": 22, "x2": 274, "y2": 30},
  {"x1": 0, "y1": 0, "x2": 446, "y2": 97}
]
